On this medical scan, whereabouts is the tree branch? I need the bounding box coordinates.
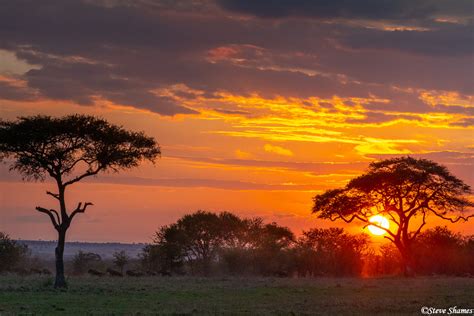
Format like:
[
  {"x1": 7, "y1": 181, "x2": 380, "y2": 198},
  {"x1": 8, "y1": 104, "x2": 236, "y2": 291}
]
[
  {"x1": 62, "y1": 157, "x2": 94, "y2": 175},
  {"x1": 69, "y1": 202, "x2": 93, "y2": 221},
  {"x1": 51, "y1": 209, "x2": 61, "y2": 226},
  {"x1": 329, "y1": 213, "x2": 365, "y2": 224},
  {"x1": 362, "y1": 218, "x2": 397, "y2": 239},
  {"x1": 331, "y1": 212, "x2": 397, "y2": 239},
  {"x1": 63, "y1": 166, "x2": 104, "y2": 186},
  {"x1": 46, "y1": 191, "x2": 60, "y2": 200},
  {"x1": 427, "y1": 206, "x2": 474, "y2": 223},
  {"x1": 36, "y1": 206, "x2": 60, "y2": 229},
  {"x1": 385, "y1": 211, "x2": 400, "y2": 226},
  {"x1": 410, "y1": 211, "x2": 426, "y2": 240}
]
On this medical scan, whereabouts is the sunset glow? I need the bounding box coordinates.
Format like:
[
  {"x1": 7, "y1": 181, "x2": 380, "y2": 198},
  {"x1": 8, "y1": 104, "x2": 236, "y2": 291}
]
[
  {"x1": 0, "y1": 0, "x2": 473, "y2": 242},
  {"x1": 368, "y1": 215, "x2": 390, "y2": 236}
]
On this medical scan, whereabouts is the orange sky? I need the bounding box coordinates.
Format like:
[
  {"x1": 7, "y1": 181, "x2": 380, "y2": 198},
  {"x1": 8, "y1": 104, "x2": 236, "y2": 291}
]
[
  {"x1": 1, "y1": 98, "x2": 472, "y2": 242},
  {"x1": 0, "y1": 0, "x2": 473, "y2": 242}
]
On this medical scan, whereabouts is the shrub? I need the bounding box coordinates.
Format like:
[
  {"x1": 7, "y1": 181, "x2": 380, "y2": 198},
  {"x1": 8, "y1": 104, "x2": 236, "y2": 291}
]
[{"x1": 0, "y1": 232, "x2": 29, "y2": 272}]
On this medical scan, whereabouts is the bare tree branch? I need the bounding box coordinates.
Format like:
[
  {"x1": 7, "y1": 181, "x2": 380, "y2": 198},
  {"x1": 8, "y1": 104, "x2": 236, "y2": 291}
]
[
  {"x1": 385, "y1": 211, "x2": 400, "y2": 226},
  {"x1": 51, "y1": 209, "x2": 61, "y2": 226},
  {"x1": 61, "y1": 157, "x2": 95, "y2": 175},
  {"x1": 361, "y1": 220, "x2": 397, "y2": 239},
  {"x1": 427, "y1": 206, "x2": 474, "y2": 223},
  {"x1": 63, "y1": 166, "x2": 104, "y2": 187},
  {"x1": 410, "y1": 211, "x2": 426, "y2": 240},
  {"x1": 36, "y1": 206, "x2": 60, "y2": 229},
  {"x1": 69, "y1": 202, "x2": 93, "y2": 221},
  {"x1": 46, "y1": 191, "x2": 60, "y2": 200},
  {"x1": 332, "y1": 212, "x2": 397, "y2": 239}
]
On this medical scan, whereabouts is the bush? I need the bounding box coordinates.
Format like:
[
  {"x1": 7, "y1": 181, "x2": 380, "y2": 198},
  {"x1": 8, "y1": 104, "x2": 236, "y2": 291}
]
[
  {"x1": 295, "y1": 228, "x2": 368, "y2": 276},
  {"x1": 72, "y1": 251, "x2": 102, "y2": 275},
  {"x1": 0, "y1": 232, "x2": 29, "y2": 272},
  {"x1": 413, "y1": 226, "x2": 473, "y2": 275},
  {"x1": 113, "y1": 250, "x2": 130, "y2": 273}
]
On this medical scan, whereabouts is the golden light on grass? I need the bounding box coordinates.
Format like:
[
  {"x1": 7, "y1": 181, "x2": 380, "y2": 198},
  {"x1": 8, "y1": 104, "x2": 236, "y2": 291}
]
[{"x1": 368, "y1": 215, "x2": 390, "y2": 236}]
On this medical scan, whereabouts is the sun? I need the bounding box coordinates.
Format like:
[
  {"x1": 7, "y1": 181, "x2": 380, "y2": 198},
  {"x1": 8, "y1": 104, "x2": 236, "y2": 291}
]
[{"x1": 368, "y1": 215, "x2": 390, "y2": 236}]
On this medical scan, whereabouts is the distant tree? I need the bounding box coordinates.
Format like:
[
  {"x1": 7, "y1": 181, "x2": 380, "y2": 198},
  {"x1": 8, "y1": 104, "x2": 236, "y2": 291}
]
[
  {"x1": 218, "y1": 212, "x2": 252, "y2": 249},
  {"x1": 246, "y1": 221, "x2": 295, "y2": 275},
  {"x1": 72, "y1": 251, "x2": 102, "y2": 275},
  {"x1": 0, "y1": 115, "x2": 160, "y2": 287},
  {"x1": 296, "y1": 228, "x2": 368, "y2": 276},
  {"x1": 252, "y1": 222, "x2": 295, "y2": 252},
  {"x1": 178, "y1": 211, "x2": 223, "y2": 271},
  {"x1": 145, "y1": 211, "x2": 295, "y2": 276},
  {"x1": 219, "y1": 216, "x2": 262, "y2": 274},
  {"x1": 113, "y1": 250, "x2": 130, "y2": 273},
  {"x1": 378, "y1": 243, "x2": 402, "y2": 275},
  {"x1": 0, "y1": 232, "x2": 29, "y2": 272},
  {"x1": 142, "y1": 224, "x2": 187, "y2": 274},
  {"x1": 312, "y1": 157, "x2": 473, "y2": 276},
  {"x1": 413, "y1": 226, "x2": 473, "y2": 275},
  {"x1": 159, "y1": 211, "x2": 228, "y2": 275}
]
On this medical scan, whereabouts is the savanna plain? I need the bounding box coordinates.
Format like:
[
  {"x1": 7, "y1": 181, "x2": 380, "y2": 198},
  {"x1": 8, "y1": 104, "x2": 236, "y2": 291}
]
[{"x1": 0, "y1": 275, "x2": 473, "y2": 315}]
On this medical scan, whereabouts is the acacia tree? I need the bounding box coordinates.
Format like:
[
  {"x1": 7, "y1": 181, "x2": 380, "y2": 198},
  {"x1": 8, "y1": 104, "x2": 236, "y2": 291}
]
[
  {"x1": 312, "y1": 157, "x2": 473, "y2": 276},
  {"x1": 0, "y1": 115, "x2": 160, "y2": 288}
]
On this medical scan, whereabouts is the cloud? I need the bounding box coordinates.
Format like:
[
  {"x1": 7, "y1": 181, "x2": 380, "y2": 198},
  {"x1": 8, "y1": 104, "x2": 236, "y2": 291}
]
[
  {"x1": 168, "y1": 156, "x2": 368, "y2": 176},
  {"x1": 92, "y1": 176, "x2": 322, "y2": 191},
  {"x1": 0, "y1": 80, "x2": 37, "y2": 101},
  {"x1": 217, "y1": 0, "x2": 472, "y2": 21},
  {"x1": 339, "y1": 21, "x2": 474, "y2": 57},
  {"x1": 235, "y1": 149, "x2": 253, "y2": 159},
  {"x1": 264, "y1": 144, "x2": 293, "y2": 156},
  {"x1": 0, "y1": 0, "x2": 472, "y2": 119}
]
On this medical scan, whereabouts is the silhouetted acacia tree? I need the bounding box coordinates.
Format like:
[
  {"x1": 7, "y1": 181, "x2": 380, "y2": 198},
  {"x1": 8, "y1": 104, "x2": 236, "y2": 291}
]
[
  {"x1": 312, "y1": 157, "x2": 473, "y2": 276},
  {"x1": 0, "y1": 115, "x2": 160, "y2": 288}
]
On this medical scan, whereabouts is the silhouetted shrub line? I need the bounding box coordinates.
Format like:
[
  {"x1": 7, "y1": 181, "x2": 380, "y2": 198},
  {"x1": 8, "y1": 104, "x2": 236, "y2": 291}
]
[
  {"x1": 2, "y1": 221, "x2": 472, "y2": 277},
  {"x1": 140, "y1": 211, "x2": 474, "y2": 277}
]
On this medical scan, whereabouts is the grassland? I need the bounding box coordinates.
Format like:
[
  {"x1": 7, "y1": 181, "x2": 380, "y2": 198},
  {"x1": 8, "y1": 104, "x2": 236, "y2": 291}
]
[{"x1": 0, "y1": 275, "x2": 472, "y2": 315}]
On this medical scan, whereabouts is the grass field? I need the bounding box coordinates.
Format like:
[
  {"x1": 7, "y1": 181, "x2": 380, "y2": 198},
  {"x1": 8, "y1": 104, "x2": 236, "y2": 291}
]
[{"x1": 0, "y1": 275, "x2": 472, "y2": 315}]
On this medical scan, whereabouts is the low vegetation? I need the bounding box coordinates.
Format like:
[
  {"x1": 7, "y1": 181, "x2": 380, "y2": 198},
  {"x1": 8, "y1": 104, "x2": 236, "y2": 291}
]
[
  {"x1": 0, "y1": 275, "x2": 472, "y2": 315},
  {"x1": 141, "y1": 211, "x2": 474, "y2": 277},
  {"x1": 1, "y1": 214, "x2": 473, "y2": 279},
  {"x1": 0, "y1": 232, "x2": 29, "y2": 273}
]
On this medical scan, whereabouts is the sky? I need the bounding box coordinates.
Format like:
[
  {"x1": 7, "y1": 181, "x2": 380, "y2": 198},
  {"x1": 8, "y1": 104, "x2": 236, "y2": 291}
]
[{"x1": 0, "y1": 0, "x2": 473, "y2": 242}]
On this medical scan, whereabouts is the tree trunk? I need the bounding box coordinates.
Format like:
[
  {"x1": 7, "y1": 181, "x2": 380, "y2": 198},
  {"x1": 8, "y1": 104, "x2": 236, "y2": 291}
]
[
  {"x1": 396, "y1": 244, "x2": 415, "y2": 277},
  {"x1": 54, "y1": 228, "x2": 67, "y2": 288}
]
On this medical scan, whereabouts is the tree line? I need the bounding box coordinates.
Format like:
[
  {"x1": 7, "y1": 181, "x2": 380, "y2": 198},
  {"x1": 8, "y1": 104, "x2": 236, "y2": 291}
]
[
  {"x1": 2, "y1": 214, "x2": 473, "y2": 277},
  {"x1": 140, "y1": 211, "x2": 473, "y2": 277}
]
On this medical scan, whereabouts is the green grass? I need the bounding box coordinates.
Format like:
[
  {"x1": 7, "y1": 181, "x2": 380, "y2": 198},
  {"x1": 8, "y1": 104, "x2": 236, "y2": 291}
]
[{"x1": 0, "y1": 275, "x2": 472, "y2": 315}]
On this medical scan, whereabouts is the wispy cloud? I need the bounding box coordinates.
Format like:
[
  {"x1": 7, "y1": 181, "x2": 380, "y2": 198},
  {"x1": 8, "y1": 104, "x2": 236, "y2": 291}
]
[{"x1": 264, "y1": 144, "x2": 293, "y2": 156}]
